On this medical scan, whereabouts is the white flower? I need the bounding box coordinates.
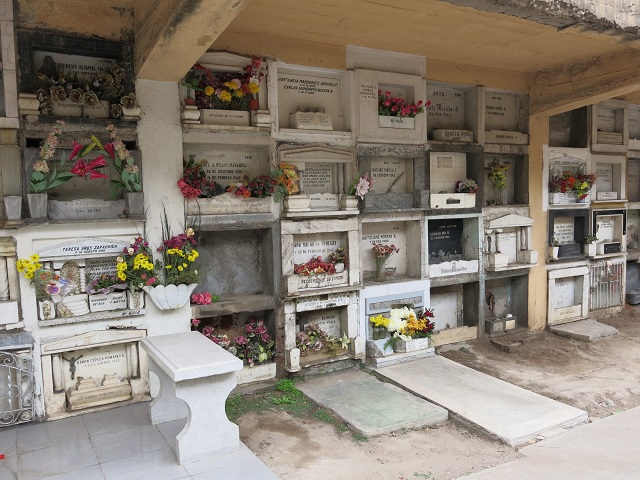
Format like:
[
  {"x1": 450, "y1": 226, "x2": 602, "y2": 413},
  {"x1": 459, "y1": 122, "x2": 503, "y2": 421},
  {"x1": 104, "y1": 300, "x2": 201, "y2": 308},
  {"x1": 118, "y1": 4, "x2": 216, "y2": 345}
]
[
  {"x1": 116, "y1": 256, "x2": 124, "y2": 263},
  {"x1": 354, "y1": 177, "x2": 370, "y2": 200},
  {"x1": 127, "y1": 247, "x2": 134, "y2": 255},
  {"x1": 387, "y1": 307, "x2": 415, "y2": 332}
]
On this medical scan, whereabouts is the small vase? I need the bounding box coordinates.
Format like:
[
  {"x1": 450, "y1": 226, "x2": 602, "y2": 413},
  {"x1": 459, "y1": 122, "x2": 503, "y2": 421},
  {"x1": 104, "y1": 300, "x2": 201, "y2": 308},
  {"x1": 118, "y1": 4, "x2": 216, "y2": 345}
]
[
  {"x1": 249, "y1": 98, "x2": 260, "y2": 111},
  {"x1": 127, "y1": 290, "x2": 145, "y2": 309},
  {"x1": 374, "y1": 257, "x2": 387, "y2": 282},
  {"x1": 372, "y1": 326, "x2": 387, "y2": 340},
  {"x1": 27, "y1": 193, "x2": 48, "y2": 219},
  {"x1": 4, "y1": 196, "x2": 22, "y2": 221},
  {"x1": 143, "y1": 283, "x2": 197, "y2": 310},
  {"x1": 126, "y1": 192, "x2": 144, "y2": 216},
  {"x1": 121, "y1": 105, "x2": 141, "y2": 119}
]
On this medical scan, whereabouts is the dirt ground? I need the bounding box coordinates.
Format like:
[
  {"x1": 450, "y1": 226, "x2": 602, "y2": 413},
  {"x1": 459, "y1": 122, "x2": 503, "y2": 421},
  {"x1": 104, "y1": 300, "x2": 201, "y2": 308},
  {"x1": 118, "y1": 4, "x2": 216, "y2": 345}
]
[{"x1": 238, "y1": 305, "x2": 640, "y2": 480}]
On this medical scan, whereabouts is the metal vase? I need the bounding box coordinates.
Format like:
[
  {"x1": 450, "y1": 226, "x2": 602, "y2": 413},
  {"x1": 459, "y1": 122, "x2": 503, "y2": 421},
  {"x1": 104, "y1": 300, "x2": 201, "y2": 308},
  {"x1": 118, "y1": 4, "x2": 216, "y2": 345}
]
[{"x1": 27, "y1": 193, "x2": 48, "y2": 219}]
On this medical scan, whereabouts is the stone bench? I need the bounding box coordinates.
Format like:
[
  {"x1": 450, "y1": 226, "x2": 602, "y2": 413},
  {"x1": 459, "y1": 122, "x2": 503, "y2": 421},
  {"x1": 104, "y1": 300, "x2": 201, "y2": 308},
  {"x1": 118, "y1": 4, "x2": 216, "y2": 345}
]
[{"x1": 140, "y1": 331, "x2": 243, "y2": 464}]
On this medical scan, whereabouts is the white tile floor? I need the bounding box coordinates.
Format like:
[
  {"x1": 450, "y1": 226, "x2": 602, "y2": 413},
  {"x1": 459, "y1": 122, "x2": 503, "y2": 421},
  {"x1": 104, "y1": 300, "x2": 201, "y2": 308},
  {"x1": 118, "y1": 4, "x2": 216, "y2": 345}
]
[{"x1": 0, "y1": 403, "x2": 278, "y2": 480}]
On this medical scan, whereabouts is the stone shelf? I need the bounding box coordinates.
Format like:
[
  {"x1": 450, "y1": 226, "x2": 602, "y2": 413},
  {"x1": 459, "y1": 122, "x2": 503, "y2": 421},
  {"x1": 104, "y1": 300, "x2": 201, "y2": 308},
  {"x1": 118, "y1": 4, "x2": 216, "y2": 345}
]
[
  {"x1": 282, "y1": 210, "x2": 358, "y2": 219},
  {"x1": 38, "y1": 308, "x2": 145, "y2": 327},
  {"x1": 483, "y1": 143, "x2": 529, "y2": 155},
  {"x1": 187, "y1": 214, "x2": 276, "y2": 231},
  {"x1": 190, "y1": 294, "x2": 277, "y2": 318},
  {"x1": 430, "y1": 272, "x2": 480, "y2": 288}
]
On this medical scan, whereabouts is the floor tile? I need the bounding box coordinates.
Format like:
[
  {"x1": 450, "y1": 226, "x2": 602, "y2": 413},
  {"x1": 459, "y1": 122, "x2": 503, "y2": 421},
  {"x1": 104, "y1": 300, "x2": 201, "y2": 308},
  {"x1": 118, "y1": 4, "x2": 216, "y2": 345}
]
[
  {"x1": 82, "y1": 403, "x2": 150, "y2": 437},
  {"x1": 17, "y1": 416, "x2": 88, "y2": 453},
  {"x1": 155, "y1": 418, "x2": 186, "y2": 455},
  {"x1": 100, "y1": 446, "x2": 187, "y2": 480},
  {"x1": 183, "y1": 443, "x2": 277, "y2": 479},
  {"x1": 91, "y1": 424, "x2": 168, "y2": 464},
  {"x1": 17, "y1": 437, "x2": 98, "y2": 480},
  {"x1": 39, "y1": 465, "x2": 105, "y2": 480},
  {"x1": 0, "y1": 428, "x2": 16, "y2": 453}
]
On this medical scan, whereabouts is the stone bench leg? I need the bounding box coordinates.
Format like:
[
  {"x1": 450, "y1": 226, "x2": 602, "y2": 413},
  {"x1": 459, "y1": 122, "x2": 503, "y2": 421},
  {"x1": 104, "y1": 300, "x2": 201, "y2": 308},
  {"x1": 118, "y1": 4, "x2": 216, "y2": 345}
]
[
  {"x1": 148, "y1": 361, "x2": 189, "y2": 424},
  {"x1": 174, "y1": 371, "x2": 240, "y2": 464}
]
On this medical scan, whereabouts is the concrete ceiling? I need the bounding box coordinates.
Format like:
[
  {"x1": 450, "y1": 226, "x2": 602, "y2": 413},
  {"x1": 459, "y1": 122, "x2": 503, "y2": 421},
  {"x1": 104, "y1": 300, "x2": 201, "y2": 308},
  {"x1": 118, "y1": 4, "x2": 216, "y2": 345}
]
[{"x1": 211, "y1": 0, "x2": 638, "y2": 74}]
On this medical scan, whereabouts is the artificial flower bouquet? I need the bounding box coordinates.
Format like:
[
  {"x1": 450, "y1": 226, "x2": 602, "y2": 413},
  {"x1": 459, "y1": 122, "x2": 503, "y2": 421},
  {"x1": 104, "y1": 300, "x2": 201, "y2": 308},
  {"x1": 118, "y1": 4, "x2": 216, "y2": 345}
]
[
  {"x1": 295, "y1": 323, "x2": 350, "y2": 357},
  {"x1": 348, "y1": 172, "x2": 372, "y2": 200},
  {"x1": 294, "y1": 247, "x2": 346, "y2": 276},
  {"x1": 116, "y1": 236, "x2": 156, "y2": 292},
  {"x1": 548, "y1": 170, "x2": 596, "y2": 200},
  {"x1": 456, "y1": 179, "x2": 479, "y2": 194},
  {"x1": 178, "y1": 155, "x2": 225, "y2": 199},
  {"x1": 16, "y1": 254, "x2": 76, "y2": 302},
  {"x1": 372, "y1": 243, "x2": 400, "y2": 260},
  {"x1": 378, "y1": 90, "x2": 429, "y2": 118}
]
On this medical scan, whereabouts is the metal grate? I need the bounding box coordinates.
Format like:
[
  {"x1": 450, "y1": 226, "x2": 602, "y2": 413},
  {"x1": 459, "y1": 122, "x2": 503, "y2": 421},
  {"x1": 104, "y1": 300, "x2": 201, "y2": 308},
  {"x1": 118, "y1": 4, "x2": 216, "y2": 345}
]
[
  {"x1": 590, "y1": 261, "x2": 624, "y2": 311},
  {"x1": 0, "y1": 348, "x2": 34, "y2": 426}
]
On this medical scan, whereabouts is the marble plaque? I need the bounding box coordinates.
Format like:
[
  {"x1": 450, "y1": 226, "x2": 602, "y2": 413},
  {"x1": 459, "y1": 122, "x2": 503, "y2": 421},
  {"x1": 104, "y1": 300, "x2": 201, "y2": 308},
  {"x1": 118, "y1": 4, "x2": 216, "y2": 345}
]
[
  {"x1": 429, "y1": 260, "x2": 478, "y2": 277},
  {"x1": 427, "y1": 86, "x2": 464, "y2": 130},
  {"x1": 288, "y1": 271, "x2": 348, "y2": 293},
  {"x1": 428, "y1": 219, "x2": 464, "y2": 264},
  {"x1": 39, "y1": 238, "x2": 128, "y2": 259},
  {"x1": 33, "y1": 50, "x2": 116, "y2": 84},
  {"x1": 309, "y1": 193, "x2": 339, "y2": 210},
  {"x1": 296, "y1": 293, "x2": 350, "y2": 312},
  {"x1": 278, "y1": 72, "x2": 342, "y2": 129},
  {"x1": 86, "y1": 257, "x2": 118, "y2": 279},
  {"x1": 300, "y1": 163, "x2": 335, "y2": 193},
  {"x1": 596, "y1": 164, "x2": 613, "y2": 192},
  {"x1": 596, "y1": 219, "x2": 615, "y2": 242},
  {"x1": 293, "y1": 236, "x2": 341, "y2": 264},
  {"x1": 555, "y1": 277, "x2": 577, "y2": 309},
  {"x1": 52, "y1": 99, "x2": 110, "y2": 118},
  {"x1": 496, "y1": 231, "x2": 517, "y2": 263},
  {"x1": 63, "y1": 344, "x2": 129, "y2": 387},
  {"x1": 48, "y1": 199, "x2": 126, "y2": 221},
  {"x1": 183, "y1": 146, "x2": 265, "y2": 184},
  {"x1": 630, "y1": 108, "x2": 640, "y2": 139},
  {"x1": 88, "y1": 292, "x2": 127, "y2": 313},
  {"x1": 366, "y1": 293, "x2": 424, "y2": 315},
  {"x1": 629, "y1": 161, "x2": 640, "y2": 201},
  {"x1": 553, "y1": 217, "x2": 575, "y2": 245},
  {"x1": 300, "y1": 308, "x2": 342, "y2": 337},
  {"x1": 484, "y1": 92, "x2": 518, "y2": 131},
  {"x1": 430, "y1": 291, "x2": 458, "y2": 331},
  {"x1": 362, "y1": 222, "x2": 407, "y2": 272},
  {"x1": 627, "y1": 211, "x2": 639, "y2": 249},
  {"x1": 596, "y1": 107, "x2": 616, "y2": 132},
  {"x1": 370, "y1": 158, "x2": 408, "y2": 193}
]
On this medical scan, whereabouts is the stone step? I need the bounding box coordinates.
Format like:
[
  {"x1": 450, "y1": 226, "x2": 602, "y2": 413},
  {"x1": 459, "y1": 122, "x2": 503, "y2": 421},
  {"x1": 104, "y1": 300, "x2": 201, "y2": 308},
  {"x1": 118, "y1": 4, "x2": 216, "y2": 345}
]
[{"x1": 549, "y1": 318, "x2": 618, "y2": 341}]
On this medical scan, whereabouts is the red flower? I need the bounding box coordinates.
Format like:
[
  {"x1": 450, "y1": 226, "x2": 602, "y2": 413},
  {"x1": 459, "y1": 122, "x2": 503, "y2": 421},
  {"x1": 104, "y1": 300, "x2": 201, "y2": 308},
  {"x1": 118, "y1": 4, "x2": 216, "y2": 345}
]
[
  {"x1": 70, "y1": 156, "x2": 109, "y2": 179},
  {"x1": 69, "y1": 141, "x2": 83, "y2": 161},
  {"x1": 104, "y1": 143, "x2": 115, "y2": 159}
]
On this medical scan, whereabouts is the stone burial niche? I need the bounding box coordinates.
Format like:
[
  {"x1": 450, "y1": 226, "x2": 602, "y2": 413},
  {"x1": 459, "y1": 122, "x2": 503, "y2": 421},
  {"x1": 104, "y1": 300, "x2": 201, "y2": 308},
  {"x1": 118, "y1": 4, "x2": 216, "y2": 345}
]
[{"x1": 41, "y1": 330, "x2": 149, "y2": 417}]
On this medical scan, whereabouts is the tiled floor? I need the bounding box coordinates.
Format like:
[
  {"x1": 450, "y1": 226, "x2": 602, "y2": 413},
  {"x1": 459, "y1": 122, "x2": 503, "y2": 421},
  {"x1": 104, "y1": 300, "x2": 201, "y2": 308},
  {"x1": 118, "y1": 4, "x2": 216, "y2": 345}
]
[{"x1": 0, "y1": 403, "x2": 278, "y2": 480}]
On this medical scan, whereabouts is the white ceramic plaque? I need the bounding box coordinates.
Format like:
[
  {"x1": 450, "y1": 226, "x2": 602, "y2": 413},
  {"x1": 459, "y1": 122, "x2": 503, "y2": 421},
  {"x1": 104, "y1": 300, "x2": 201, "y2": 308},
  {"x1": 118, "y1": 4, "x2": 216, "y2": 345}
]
[
  {"x1": 370, "y1": 158, "x2": 408, "y2": 193},
  {"x1": 300, "y1": 308, "x2": 342, "y2": 337},
  {"x1": 296, "y1": 293, "x2": 350, "y2": 312},
  {"x1": 596, "y1": 107, "x2": 616, "y2": 132},
  {"x1": 596, "y1": 219, "x2": 615, "y2": 242},
  {"x1": 183, "y1": 146, "x2": 265, "y2": 184},
  {"x1": 555, "y1": 277, "x2": 577, "y2": 308},
  {"x1": 86, "y1": 257, "x2": 118, "y2": 279},
  {"x1": 299, "y1": 164, "x2": 335, "y2": 193},
  {"x1": 429, "y1": 291, "x2": 458, "y2": 331},
  {"x1": 496, "y1": 231, "x2": 517, "y2": 263},
  {"x1": 596, "y1": 163, "x2": 613, "y2": 193}
]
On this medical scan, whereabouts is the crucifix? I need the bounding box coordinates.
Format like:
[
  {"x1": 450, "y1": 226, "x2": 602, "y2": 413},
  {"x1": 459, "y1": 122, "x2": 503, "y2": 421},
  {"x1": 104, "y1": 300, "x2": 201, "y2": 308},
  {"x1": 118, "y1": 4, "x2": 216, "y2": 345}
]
[{"x1": 63, "y1": 355, "x2": 83, "y2": 380}]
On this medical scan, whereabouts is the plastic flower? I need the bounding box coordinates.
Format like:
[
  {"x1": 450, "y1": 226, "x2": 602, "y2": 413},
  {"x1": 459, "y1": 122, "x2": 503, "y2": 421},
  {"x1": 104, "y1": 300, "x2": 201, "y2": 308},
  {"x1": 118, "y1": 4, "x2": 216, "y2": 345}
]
[{"x1": 204, "y1": 85, "x2": 214, "y2": 96}]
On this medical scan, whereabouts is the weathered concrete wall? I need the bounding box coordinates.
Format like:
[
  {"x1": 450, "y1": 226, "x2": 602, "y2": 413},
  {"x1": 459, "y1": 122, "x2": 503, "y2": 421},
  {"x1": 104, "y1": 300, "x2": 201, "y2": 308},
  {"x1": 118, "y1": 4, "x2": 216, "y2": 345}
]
[{"x1": 565, "y1": 0, "x2": 640, "y2": 28}]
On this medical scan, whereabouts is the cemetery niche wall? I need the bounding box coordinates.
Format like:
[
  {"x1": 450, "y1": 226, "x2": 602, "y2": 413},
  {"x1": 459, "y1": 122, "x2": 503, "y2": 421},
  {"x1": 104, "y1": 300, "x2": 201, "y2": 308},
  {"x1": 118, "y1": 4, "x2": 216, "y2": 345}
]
[
  {"x1": 426, "y1": 83, "x2": 478, "y2": 144},
  {"x1": 427, "y1": 216, "x2": 480, "y2": 281}
]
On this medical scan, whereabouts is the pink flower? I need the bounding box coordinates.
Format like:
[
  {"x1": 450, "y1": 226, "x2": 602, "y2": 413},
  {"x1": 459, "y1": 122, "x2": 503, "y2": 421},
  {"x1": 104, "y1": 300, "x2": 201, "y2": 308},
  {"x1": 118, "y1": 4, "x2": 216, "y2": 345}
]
[
  {"x1": 202, "y1": 326, "x2": 213, "y2": 337},
  {"x1": 191, "y1": 319, "x2": 201, "y2": 327},
  {"x1": 245, "y1": 323, "x2": 254, "y2": 333},
  {"x1": 236, "y1": 335, "x2": 248, "y2": 345},
  {"x1": 354, "y1": 176, "x2": 371, "y2": 200},
  {"x1": 261, "y1": 333, "x2": 271, "y2": 342}
]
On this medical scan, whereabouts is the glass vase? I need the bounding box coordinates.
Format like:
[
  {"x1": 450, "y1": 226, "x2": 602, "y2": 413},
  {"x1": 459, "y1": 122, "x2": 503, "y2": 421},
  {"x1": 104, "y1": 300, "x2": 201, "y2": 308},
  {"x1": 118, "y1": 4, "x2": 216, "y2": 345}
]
[
  {"x1": 374, "y1": 257, "x2": 387, "y2": 282},
  {"x1": 372, "y1": 326, "x2": 387, "y2": 340}
]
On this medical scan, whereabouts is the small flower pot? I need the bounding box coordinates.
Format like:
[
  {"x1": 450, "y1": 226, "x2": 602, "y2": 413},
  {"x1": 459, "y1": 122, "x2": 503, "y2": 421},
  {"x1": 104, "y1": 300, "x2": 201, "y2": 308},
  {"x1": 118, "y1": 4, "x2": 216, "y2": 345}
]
[
  {"x1": 4, "y1": 196, "x2": 22, "y2": 221},
  {"x1": 27, "y1": 193, "x2": 48, "y2": 219},
  {"x1": 127, "y1": 290, "x2": 145, "y2": 310},
  {"x1": 584, "y1": 243, "x2": 597, "y2": 257},
  {"x1": 143, "y1": 283, "x2": 197, "y2": 310},
  {"x1": 126, "y1": 192, "x2": 144, "y2": 216},
  {"x1": 372, "y1": 326, "x2": 387, "y2": 340}
]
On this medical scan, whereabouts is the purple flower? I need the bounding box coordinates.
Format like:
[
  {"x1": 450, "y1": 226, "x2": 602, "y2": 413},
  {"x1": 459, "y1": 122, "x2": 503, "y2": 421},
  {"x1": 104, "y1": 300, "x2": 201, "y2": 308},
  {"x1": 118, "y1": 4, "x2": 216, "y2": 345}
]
[
  {"x1": 255, "y1": 325, "x2": 267, "y2": 334},
  {"x1": 202, "y1": 326, "x2": 213, "y2": 337},
  {"x1": 261, "y1": 333, "x2": 271, "y2": 343},
  {"x1": 236, "y1": 335, "x2": 248, "y2": 345},
  {"x1": 245, "y1": 323, "x2": 254, "y2": 333}
]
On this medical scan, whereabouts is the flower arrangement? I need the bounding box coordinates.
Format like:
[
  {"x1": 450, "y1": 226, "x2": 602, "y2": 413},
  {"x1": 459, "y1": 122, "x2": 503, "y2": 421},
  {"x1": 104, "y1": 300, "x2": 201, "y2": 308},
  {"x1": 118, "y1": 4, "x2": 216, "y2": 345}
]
[
  {"x1": 86, "y1": 274, "x2": 127, "y2": 295},
  {"x1": 372, "y1": 243, "x2": 400, "y2": 260},
  {"x1": 235, "y1": 318, "x2": 275, "y2": 367},
  {"x1": 35, "y1": 60, "x2": 130, "y2": 118},
  {"x1": 30, "y1": 121, "x2": 78, "y2": 193},
  {"x1": 456, "y1": 179, "x2": 479, "y2": 193},
  {"x1": 226, "y1": 173, "x2": 281, "y2": 199},
  {"x1": 486, "y1": 158, "x2": 509, "y2": 191},
  {"x1": 400, "y1": 308, "x2": 435, "y2": 339},
  {"x1": 548, "y1": 171, "x2": 596, "y2": 200},
  {"x1": 348, "y1": 172, "x2": 372, "y2": 200},
  {"x1": 185, "y1": 58, "x2": 263, "y2": 111},
  {"x1": 294, "y1": 247, "x2": 345, "y2": 276},
  {"x1": 178, "y1": 155, "x2": 225, "y2": 198},
  {"x1": 155, "y1": 227, "x2": 200, "y2": 286},
  {"x1": 116, "y1": 236, "x2": 156, "y2": 292},
  {"x1": 16, "y1": 254, "x2": 76, "y2": 302},
  {"x1": 584, "y1": 235, "x2": 599, "y2": 244},
  {"x1": 378, "y1": 90, "x2": 429, "y2": 118},
  {"x1": 275, "y1": 164, "x2": 300, "y2": 196},
  {"x1": 191, "y1": 291, "x2": 218, "y2": 305},
  {"x1": 104, "y1": 124, "x2": 141, "y2": 195},
  {"x1": 328, "y1": 247, "x2": 347, "y2": 265},
  {"x1": 295, "y1": 324, "x2": 350, "y2": 357},
  {"x1": 369, "y1": 314, "x2": 390, "y2": 329}
]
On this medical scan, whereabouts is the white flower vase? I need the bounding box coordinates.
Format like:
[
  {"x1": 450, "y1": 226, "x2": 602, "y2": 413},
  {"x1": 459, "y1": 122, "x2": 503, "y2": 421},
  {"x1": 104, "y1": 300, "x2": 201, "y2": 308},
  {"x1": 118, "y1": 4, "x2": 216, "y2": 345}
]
[{"x1": 143, "y1": 283, "x2": 197, "y2": 310}]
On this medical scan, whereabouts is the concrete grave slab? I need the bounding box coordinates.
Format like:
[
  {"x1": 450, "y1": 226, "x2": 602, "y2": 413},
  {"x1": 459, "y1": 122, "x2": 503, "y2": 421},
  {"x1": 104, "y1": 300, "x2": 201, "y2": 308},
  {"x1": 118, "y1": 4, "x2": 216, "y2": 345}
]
[{"x1": 549, "y1": 318, "x2": 618, "y2": 342}]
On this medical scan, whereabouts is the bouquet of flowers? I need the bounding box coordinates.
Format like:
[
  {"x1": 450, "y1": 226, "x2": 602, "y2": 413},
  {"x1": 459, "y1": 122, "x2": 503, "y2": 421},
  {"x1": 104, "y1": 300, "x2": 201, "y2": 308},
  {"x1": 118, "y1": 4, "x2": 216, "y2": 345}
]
[
  {"x1": 86, "y1": 274, "x2": 127, "y2": 295},
  {"x1": 191, "y1": 291, "x2": 218, "y2": 305},
  {"x1": 378, "y1": 90, "x2": 429, "y2": 118},
  {"x1": 372, "y1": 243, "x2": 400, "y2": 260},
  {"x1": 294, "y1": 256, "x2": 336, "y2": 276},
  {"x1": 400, "y1": 308, "x2": 435, "y2": 339},
  {"x1": 295, "y1": 324, "x2": 349, "y2": 357},
  {"x1": 30, "y1": 121, "x2": 81, "y2": 193},
  {"x1": 234, "y1": 318, "x2": 275, "y2": 367},
  {"x1": 178, "y1": 155, "x2": 225, "y2": 198},
  {"x1": 16, "y1": 254, "x2": 76, "y2": 302},
  {"x1": 456, "y1": 178, "x2": 479, "y2": 193},
  {"x1": 227, "y1": 173, "x2": 281, "y2": 199},
  {"x1": 186, "y1": 58, "x2": 263, "y2": 111},
  {"x1": 549, "y1": 170, "x2": 596, "y2": 200},
  {"x1": 116, "y1": 236, "x2": 156, "y2": 292},
  {"x1": 155, "y1": 227, "x2": 200, "y2": 286}
]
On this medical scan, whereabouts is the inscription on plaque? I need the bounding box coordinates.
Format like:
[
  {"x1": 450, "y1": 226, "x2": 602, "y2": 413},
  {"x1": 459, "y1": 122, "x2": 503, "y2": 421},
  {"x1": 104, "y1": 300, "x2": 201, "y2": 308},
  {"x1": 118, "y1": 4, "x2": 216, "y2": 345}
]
[
  {"x1": 293, "y1": 236, "x2": 341, "y2": 264},
  {"x1": 628, "y1": 161, "x2": 640, "y2": 201},
  {"x1": 429, "y1": 219, "x2": 464, "y2": 264},
  {"x1": 555, "y1": 278, "x2": 576, "y2": 309},
  {"x1": 362, "y1": 223, "x2": 406, "y2": 271},
  {"x1": 597, "y1": 107, "x2": 616, "y2": 132},
  {"x1": 300, "y1": 164, "x2": 335, "y2": 193},
  {"x1": 278, "y1": 72, "x2": 342, "y2": 129},
  {"x1": 85, "y1": 257, "x2": 118, "y2": 279},
  {"x1": 370, "y1": 158, "x2": 407, "y2": 193},
  {"x1": 553, "y1": 217, "x2": 575, "y2": 244},
  {"x1": 296, "y1": 293, "x2": 350, "y2": 312},
  {"x1": 427, "y1": 86, "x2": 464, "y2": 129},
  {"x1": 596, "y1": 219, "x2": 615, "y2": 242},
  {"x1": 64, "y1": 344, "x2": 129, "y2": 387},
  {"x1": 300, "y1": 308, "x2": 342, "y2": 338},
  {"x1": 367, "y1": 294, "x2": 423, "y2": 315},
  {"x1": 39, "y1": 238, "x2": 128, "y2": 259},
  {"x1": 496, "y1": 231, "x2": 517, "y2": 263},
  {"x1": 485, "y1": 92, "x2": 517, "y2": 131},
  {"x1": 596, "y1": 164, "x2": 613, "y2": 192},
  {"x1": 183, "y1": 146, "x2": 264, "y2": 184}
]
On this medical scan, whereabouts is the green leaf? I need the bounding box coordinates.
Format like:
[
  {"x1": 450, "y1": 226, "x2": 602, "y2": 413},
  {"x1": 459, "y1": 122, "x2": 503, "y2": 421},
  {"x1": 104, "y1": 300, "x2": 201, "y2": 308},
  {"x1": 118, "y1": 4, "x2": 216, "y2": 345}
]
[
  {"x1": 121, "y1": 170, "x2": 130, "y2": 183},
  {"x1": 33, "y1": 180, "x2": 47, "y2": 192},
  {"x1": 134, "y1": 183, "x2": 142, "y2": 192},
  {"x1": 31, "y1": 172, "x2": 45, "y2": 182}
]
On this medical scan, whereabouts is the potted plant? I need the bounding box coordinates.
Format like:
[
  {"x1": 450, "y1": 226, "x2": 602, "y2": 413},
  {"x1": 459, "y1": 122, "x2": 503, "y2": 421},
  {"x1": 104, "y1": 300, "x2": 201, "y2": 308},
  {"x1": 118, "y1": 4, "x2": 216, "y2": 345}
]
[
  {"x1": 549, "y1": 236, "x2": 560, "y2": 260},
  {"x1": 328, "y1": 247, "x2": 347, "y2": 273},
  {"x1": 392, "y1": 307, "x2": 436, "y2": 353},
  {"x1": 584, "y1": 235, "x2": 598, "y2": 257},
  {"x1": 377, "y1": 90, "x2": 429, "y2": 129},
  {"x1": 369, "y1": 314, "x2": 390, "y2": 340}
]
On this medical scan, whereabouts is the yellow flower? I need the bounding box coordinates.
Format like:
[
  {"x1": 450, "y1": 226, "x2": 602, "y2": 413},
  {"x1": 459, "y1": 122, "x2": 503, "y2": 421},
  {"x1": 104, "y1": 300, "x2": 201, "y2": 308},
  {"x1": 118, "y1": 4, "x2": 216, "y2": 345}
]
[
  {"x1": 219, "y1": 90, "x2": 232, "y2": 102},
  {"x1": 117, "y1": 271, "x2": 127, "y2": 281},
  {"x1": 25, "y1": 272, "x2": 33, "y2": 279},
  {"x1": 248, "y1": 82, "x2": 260, "y2": 94},
  {"x1": 204, "y1": 85, "x2": 215, "y2": 96},
  {"x1": 187, "y1": 250, "x2": 199, "y2": 262},
  {"x1": 30, "y1": 254, "x2": 40, "y2": 262},
  {"x1": 235, "y1": 90, "x2": 245, "y2": 98},
  {"x1": 166, "y1": 265, "x2": 172, "y2": 269},
  {"x1": 182, "y1": 263, "x2": 187, "y2": 268},
  {"x1": 178, "y1": 266, "x2": 184, "y2": 272}
]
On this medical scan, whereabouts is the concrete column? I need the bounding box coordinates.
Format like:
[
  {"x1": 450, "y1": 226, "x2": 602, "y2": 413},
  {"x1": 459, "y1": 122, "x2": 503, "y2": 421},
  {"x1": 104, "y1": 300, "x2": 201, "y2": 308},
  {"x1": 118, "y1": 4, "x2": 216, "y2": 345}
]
[{"x1": 528, "y1": 115, "x2": 550, "y2": 331}]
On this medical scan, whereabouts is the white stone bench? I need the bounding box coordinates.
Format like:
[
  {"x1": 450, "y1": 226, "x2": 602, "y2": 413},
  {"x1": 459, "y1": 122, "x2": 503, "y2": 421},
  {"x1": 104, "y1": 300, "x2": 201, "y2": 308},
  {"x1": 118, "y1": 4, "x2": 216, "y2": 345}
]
[{"x1": 141, "y1": 331, "x2": 243, "y2": 464}]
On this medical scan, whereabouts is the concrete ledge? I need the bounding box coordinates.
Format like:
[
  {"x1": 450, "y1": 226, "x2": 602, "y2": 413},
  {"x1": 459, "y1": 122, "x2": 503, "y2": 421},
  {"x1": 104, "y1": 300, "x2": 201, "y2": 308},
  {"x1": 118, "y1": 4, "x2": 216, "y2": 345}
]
[{"x1": 549, "y1": 319, "x2": 618, "y2": 342}]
